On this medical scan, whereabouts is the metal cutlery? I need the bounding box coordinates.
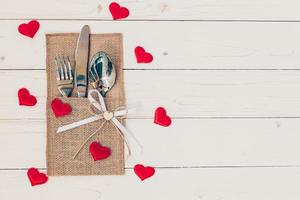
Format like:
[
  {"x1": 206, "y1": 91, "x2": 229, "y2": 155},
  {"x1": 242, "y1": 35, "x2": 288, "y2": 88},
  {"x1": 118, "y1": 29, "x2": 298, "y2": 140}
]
[
  {"x1": 55, "y1": 56, "x2": 74, "y2": 97},
  {"x1": 88, "y1": 52, "x2": 116, "y2": 96},
  {"x1": 54, "y1": 26, "x2": 142, "y2": 155},
  {"x1": 75, "y1": 25, "x2": 90, "y2": 97},
  {"x1": 55, "y1": 25, "x2": 117, "y2": 99}
]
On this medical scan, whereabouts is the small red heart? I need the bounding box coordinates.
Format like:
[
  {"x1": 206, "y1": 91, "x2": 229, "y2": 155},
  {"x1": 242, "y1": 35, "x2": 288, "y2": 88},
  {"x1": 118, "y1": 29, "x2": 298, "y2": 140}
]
[
  {"x1": 109, "y1": 2, "x2": 130, "y2": 20},
  {"x1": 135, "y1": 46, "x2": 153, "y2": 63},
  {"x1": 89, "y1": 142, "x2": 111, "y2": 161},
  {"x1": 154, "y1": 107, "x2": 172, "y2": 127},
  {"x1": 27, "y1": 168, "x2": 48, "y2": 186},
  {"x1": 51, "y1": 98, "x2": 72, "y2": 117},
  {"x1": 134, "y1": 164, "x2": 155, "y2": 181},
  {"x1": 18, "y1": 20, "x2": 40, "y2": 38},
  {"x1": 18, "y1": 88, "x2": 37, "y2": 106}
]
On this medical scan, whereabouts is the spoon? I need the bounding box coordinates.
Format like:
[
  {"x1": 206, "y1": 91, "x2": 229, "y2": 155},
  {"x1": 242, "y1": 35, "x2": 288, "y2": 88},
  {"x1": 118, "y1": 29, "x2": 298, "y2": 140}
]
[
  {"x1": 88, "y1": 51, "x2": 116, "y2": 96},
  {"x1": 88, "y1": 51, "x2": 143, "y2": 157}
]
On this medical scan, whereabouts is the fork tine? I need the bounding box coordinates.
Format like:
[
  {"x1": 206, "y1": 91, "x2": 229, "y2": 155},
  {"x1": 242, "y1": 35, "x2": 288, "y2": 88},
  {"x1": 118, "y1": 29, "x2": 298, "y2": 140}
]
[
  {"x1": 58, "y1": 57, "x2": 65, "y2": 80},
  {"x1": 55, "y1": 55, "x2": 74, "y2": 97},
  {"x1": 55, "y1": 57, "x2": 61, "y2": 80},
  {"x1": 62, "y1": 56, "x2": 69, "y2": 80},
  {"x1": 65, "y1": 56, "x2": 73, "y2": 80}
]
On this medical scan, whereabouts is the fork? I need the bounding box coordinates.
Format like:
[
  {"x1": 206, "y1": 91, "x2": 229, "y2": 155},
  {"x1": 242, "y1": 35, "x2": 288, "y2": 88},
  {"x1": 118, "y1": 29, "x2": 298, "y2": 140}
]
[{"x1": 55, "y1": 56, "x2": 74, "y2": 97}]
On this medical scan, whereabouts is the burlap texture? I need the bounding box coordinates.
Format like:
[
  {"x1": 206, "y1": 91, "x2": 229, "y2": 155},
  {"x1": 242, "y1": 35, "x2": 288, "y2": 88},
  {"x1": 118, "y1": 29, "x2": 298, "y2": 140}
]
[{"x1": 46, "y1": 33, "x2": 125, "y2": 176}]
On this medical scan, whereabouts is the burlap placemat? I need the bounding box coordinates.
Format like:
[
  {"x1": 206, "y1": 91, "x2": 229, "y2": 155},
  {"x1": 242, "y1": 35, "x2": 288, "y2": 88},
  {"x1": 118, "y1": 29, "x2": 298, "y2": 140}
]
[{"x1": 46, "y1": 33, "x2": 125, "y2": 176}]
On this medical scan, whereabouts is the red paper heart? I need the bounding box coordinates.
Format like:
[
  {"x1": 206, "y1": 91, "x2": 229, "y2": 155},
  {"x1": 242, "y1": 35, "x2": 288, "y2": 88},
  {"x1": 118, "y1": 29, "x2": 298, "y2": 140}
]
[
  {"x1": 51, "y1": 98, "x2": 72, "y2": 117},
  {"x1": 27, "y1": 168, "x2": 48, "y2": 186},
  {"x1": 134, "y1": 164, "x2": 155, "y2": 181},
  {"x1": 154, "y1": 107, "x2": 172, "y2": 127},
  {"x1": 18, "y1": 88, "x2": 37, "y2": 106},
  {"x1": 135, "y1": 46, "x2": 153, "y2": 63},
  {"x1": 89, "y1": 142, "x2": 111, "y2": 161},
  {"x1": 109, "y1": 2, "x2": 130, "y2": 20},
  {"x1": 18, "y1": 20, "x2": 40, "y2": 38}
]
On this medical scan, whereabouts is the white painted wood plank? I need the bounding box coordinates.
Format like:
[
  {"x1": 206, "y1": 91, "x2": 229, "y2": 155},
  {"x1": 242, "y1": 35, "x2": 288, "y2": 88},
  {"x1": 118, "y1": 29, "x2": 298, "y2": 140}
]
[
  {"x1": 1, "y1": 168, "x2": 300, "y2": 200},
  {"x1": 2, "y1": 0, "x2": 300, "y2": 20},
  {"x1": 1, "y1": 118, "x2": 300, "y2": 168},
  {"x1": 1, "y1": 20, "x2": 300, "y2": 69},
  {"x1": 2, "y1": 70, "x2": 300, "y2": 119}
]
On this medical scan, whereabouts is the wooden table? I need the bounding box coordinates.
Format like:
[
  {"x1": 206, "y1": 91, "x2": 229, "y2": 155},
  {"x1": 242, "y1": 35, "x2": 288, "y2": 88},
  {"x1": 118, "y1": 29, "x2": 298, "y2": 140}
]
[{"x1": 1, "y1": 0, "x2": 300, "y2": 199}]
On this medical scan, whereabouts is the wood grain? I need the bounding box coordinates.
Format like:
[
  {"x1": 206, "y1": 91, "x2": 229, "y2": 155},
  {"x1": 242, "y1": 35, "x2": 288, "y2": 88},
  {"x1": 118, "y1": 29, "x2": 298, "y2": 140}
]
[
  {"x1": 2, "y1": 0, "x2": 300, "y2": 20},
  {"x1": 1, "y1": 168, "x2": 300, "y2": 200},
  {"x1": 1, "y1": 0, "x2": 300, "y2": 198},
  {"x1": 3, "y1": 70, "x2": 300, "y2": 119},
  {"x1": 1, "y1": 118, "x2": 300, "y2": 168},
  {"x1": 1, "y1": 21, "x2": 300, "y2": 69}
]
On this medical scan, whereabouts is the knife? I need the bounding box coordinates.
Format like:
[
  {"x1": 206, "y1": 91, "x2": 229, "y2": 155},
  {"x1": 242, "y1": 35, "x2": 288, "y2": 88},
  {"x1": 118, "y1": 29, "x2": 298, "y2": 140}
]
[{"x1": 75, "y1": 25, "x2": 90, "y2": 97}]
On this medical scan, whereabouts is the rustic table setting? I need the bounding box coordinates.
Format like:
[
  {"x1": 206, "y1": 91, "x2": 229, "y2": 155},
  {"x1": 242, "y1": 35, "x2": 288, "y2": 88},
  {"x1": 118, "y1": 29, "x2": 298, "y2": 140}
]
[{"x1": 1, "y1": 0, "x2": 300, "y2": 199}]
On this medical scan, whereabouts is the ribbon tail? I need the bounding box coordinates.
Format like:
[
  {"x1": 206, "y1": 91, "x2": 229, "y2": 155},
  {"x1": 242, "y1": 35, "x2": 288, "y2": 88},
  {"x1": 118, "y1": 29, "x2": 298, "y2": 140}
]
[
  {"x1": 111, "y1": 118, "x2": 143, "y2": 155},
  {"x1": 57, "y1": 115, "x2": 103, "y2": 133}
]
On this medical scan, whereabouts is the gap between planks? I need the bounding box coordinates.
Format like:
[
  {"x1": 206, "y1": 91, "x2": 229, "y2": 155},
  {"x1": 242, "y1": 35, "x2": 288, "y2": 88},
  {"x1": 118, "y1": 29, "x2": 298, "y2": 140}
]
[
  {"x1": 4, "y1": 19, "x2": 300, "y2": 23},
  {"x1": 2, "y1": 165, "x2": 300, "y2": 171}
]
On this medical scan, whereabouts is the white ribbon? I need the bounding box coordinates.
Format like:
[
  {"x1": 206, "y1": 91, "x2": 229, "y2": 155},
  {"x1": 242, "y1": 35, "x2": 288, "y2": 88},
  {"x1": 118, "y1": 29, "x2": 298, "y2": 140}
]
[{"x1": 57, "y1": 89, "x2": 142, "y2": 155}]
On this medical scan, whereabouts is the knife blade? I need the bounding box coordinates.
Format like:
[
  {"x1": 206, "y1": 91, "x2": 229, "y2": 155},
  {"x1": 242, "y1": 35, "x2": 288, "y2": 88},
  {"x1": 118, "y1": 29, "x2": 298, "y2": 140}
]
[{"x1": 75, "y1": 25, "x2": 90, "y2": 97}]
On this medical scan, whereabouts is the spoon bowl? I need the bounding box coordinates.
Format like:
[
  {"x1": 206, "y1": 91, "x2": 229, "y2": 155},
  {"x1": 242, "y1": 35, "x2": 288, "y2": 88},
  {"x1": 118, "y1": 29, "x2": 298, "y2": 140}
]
[{"x1": 88, "y1": 52, "x2": 116, "y2": 96}]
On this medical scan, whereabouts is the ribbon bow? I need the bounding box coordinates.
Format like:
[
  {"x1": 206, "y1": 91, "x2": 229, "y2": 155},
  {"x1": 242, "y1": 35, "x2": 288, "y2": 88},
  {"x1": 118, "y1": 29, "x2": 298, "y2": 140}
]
[{"x1": 57, "y1": 89, "x2": 142, "y2": 157}]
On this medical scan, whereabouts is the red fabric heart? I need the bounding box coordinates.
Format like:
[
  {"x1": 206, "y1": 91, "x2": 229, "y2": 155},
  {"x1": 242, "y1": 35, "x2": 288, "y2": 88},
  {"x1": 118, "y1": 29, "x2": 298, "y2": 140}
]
[
  {"x1": 135, "y1": 46, "x2": 153, "y2": 63},
  {"x1": 89, "y1": 142, "x2": 111, "y2": 161},
  {"x1": 27, "y1": 168, "x2": 48, "y2": 186},
  {"x1": 109, "y1": 2, "x2": 130, "y2": 20},
  {"x1": 18, "y1": 88, "x2": 37, "y2": 106},
  {"x1": 154, "y1": 107, "x2": 172, "y2": 127},
  {"x1": 134, "y1": 164, "x2": 155, "y2": 181},
  {"x1": 18, "y1": 20, "x2": 40, "y2": 38},
  {"x1": 51, "y1": 98, "x2": 72, "y2": 117}
]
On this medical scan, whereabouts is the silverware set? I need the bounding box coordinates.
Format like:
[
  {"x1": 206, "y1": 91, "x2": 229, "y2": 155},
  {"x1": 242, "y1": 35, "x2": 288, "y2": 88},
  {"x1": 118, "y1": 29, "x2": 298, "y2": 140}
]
[{"x1": 55, "y1": 25, "x2": 116, "y2": 97}]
